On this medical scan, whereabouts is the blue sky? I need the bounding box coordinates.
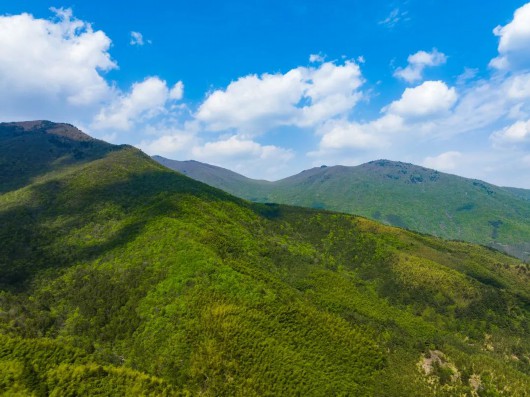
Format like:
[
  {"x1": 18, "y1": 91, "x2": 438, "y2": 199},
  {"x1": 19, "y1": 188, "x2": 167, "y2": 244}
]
[{"x1": 2, "y1": 1, "x2": 530, "y2": 187}]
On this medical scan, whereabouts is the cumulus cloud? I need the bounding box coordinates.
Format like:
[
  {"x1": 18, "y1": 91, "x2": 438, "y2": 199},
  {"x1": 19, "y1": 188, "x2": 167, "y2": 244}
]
[
  {"x1": 137, "y1": 128, "x2": 294, "y2": 179},
  {"x1": 192, "y1": 135, "x2": 291, "y2": 160},
  {"x1": 310, "y1": 6, "x2": 530, "y2": 170},
  {"x1": 312, "y1": 81, "x2": 458, "y2": 159},
  {"x1": 386, "y1": 81, "x2": 457, "y2": 118},
  {"x1": 130, "y1": 31, "x2": 145, "y2": 46},
  {"x1": 490, "y1": 3, "x2": 530, "y2": 71},
  {"x1": 423, "y1": 151, "x2": 462, "y2": 171},
  {"x1": 196, "y1": 59, "x2": 363, "y2": 134},
  {"x1": 190, "y1": 136, "x2": 294, "y2": 178},
  {"x1": 0, "y1": 8, "x2": 115, "y2": 121},
  {"x1": 137, "y1": 129, "x2": 195, "y2": 155},
  {"x1": 317, "y1": 119, "x2": 389, "y2": 151},
  {"x1": 490, "y1": 119, "x2": 530, "y2": 146},
  {"x1": 196, "y1": 69, "x2": 304, "y2": 133},
  {"x1": 394, "y1": 49, "x2": 447, "y2": 83},
  {"x1": 93, "y1": 77, "x2": 184, "y2": 131}
]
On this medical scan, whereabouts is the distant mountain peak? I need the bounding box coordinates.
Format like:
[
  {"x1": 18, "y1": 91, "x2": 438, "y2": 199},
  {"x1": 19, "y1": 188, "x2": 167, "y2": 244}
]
[
  {"x1": 364, "y1": 159, "x2": 427, "y2": 170},
  {"x1": 0, "y1": 120, "x2": 93, "y2": 141},
  {"x1": 366, "y1": 159, "x2": 398, "y2": 166}
]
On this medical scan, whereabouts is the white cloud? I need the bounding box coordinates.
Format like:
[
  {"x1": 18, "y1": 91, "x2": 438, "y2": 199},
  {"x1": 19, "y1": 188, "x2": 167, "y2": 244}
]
[
  {"x1": 378, "y1": 8, "x2": 407, "y2": 28},
  {"x1": 0, "y1": 8, "x2": 116, "y2": 121},
  {"x1": 456, "y1": 67, "x2": 479, "y2": 85},
  {"x1": 423, "y1": 151, "x2": 462, "y2": 171},
  {"x1": 505, "y1": 73, "x2": 530, "y2": 99},
  {"x1": 441, "y1": 80, "x2": 507, "y2": 136},
  {"x1": 196, "y1": 59, "x2": 363, "y2": 134},
  {"x1": 312, "y1": 82, "x2": 459, "y2": 160},
  {"x1": 130, "y1": 31, "x2": 144, "y2": 46},
  {"x1": 169, "y1": 81, "x2": 184, "y2": 100},
  {"x1": 137, "y1": 126, "x2": 294, "y2": 179},
  {"x1": 387, "y1": 81, "x2": 457, "y2": 118},
  {"x1": 310, "y1": 113, "x2": 406, "y2": 162},
  {"x1": 138, "y1": 130, "x2": 195, "y2": 155},
  {"x1": 491, "y1": 119, "x2": 530, "y2": 146},
  {"x1": 93, "y1": 77, "x2": 184, "y2": 131},
  {"x1": 309, "y1": 53, "x2": 325, "y2": 63},
  {"x1": 309, "y1": 8, "x2": 530, "y2": 170},
  {"x1": 190, "y1": 136, "x2": 294, "y2": 179},
  {"x1": 318, "y1": 119, "x2": 388, "y2": 151},
  {"x1": 394, "y1": 49, "x2": 447, "y2": 83},
  {"x1": 196, "y1": 69, "x2": 304, "y2": 133},
  {"x1": 298, "y1": 61, "x2": 363, "y2": 127},
  {"x1": 192, "y1": 136, "x2": 292, "y2": 161},
  {"x1": 490, "y1": 3, "x2": 530, "y2": 71}
]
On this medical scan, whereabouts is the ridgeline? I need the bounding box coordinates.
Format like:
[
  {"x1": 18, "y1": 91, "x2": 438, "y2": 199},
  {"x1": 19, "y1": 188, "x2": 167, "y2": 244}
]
[{"x1": 155, "y1": 156, "x2": 530, "y2": 262}]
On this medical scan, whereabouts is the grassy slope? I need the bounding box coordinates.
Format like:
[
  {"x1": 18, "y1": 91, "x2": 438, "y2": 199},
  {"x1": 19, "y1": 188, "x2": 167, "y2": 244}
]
[
  {"x1": 504, "y1": 186, "x2": 530, "y2": 201},
  {"x1": 1, "y1": 125, "x2": 529, "y2": 395},
  {"x1": 155, "y1": 157, "x2": 530, "y2": 262}
]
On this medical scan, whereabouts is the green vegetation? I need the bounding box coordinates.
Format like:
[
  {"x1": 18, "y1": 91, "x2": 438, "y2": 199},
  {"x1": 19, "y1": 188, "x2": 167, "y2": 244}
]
[
  {"x1": 155, "y1": 157, "x2": 530, "y2": 262},
  {"x1": 1, "y1": 122, "x2": 529, "y2": 395},
  {"x1": 504, "y1": 186, "x2": 530, "y2": 201}
]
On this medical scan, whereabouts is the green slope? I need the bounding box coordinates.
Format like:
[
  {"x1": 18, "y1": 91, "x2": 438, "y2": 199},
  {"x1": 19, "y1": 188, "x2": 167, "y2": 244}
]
[
  {"x1": 155, "y1": 157, "x2": 530, "y2": 262},
  {"x1": 1, "y1": 122, "x2": 529, "y2": 396},
  {"x1": 504, "y1": 186, "x2": 530, "y2": 201}
]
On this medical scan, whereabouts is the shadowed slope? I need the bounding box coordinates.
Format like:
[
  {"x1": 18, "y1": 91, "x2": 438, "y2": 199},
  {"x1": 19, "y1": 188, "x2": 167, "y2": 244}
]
[{"x1": 0, "y1": 120, "x2": 117, "y2": 193}]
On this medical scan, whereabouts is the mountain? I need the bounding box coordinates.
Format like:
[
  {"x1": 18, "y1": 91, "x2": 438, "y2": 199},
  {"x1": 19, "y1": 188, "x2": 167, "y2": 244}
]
[
  {"x1": 152, "y1": 155, "x2": 273, "y2": 201},
  {"x1": 154, "y1": 156, "x2": 530, "y2": 262},
  {"x1": 1, "y1": 122, "x2": 529, "y2": 395},
  {"x1": 504, "y1": 186, "x2": 530, "y2": 201},
  {"x1": 0, "y1": 120, "x2": 118, "y2": 194}
]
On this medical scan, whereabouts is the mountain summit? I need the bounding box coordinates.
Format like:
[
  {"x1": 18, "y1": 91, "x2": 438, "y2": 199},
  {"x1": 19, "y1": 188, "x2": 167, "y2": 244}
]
[{"x1": 0, "y1": 120, "x2": 116, "y2": 193}]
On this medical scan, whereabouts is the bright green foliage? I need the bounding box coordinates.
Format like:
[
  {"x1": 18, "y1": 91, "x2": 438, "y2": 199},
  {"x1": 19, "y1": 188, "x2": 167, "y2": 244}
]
[
  {"x1": 0, "y1": 335, "x2": 178, "y2": 396},
  {"x1": 155, "y1": 157, "x2": 530, "y2": 262},
  {"x1": 1, "y1": 122, "x2": 530, "y2": 396}
]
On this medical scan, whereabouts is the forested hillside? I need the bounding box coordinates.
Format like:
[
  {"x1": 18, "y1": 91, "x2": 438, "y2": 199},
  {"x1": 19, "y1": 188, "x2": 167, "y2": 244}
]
[
  {"x1": 1, "y1": 122, "x2": 529, "y2": 396},
  {"x1": 155, "y1": 156, "x2": 530, "y2": 262}
]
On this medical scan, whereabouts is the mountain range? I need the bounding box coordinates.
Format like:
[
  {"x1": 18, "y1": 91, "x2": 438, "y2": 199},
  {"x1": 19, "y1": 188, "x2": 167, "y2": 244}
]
[
  {"x1": 1, "y1": 121, "x2": 529, "y2": 395},
  {"x1": 154, "y1": 156, "x2": 530, "y2": 262}
]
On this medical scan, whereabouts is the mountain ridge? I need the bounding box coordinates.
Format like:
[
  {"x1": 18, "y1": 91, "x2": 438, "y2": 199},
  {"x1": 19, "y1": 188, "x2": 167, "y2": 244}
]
[
  {"x1": 154, "y1": 155, "x2": 529, "y2": 190},
  {"x1": 154, "y1": 155, "x2": 530, "y2": 261}
]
